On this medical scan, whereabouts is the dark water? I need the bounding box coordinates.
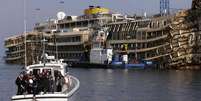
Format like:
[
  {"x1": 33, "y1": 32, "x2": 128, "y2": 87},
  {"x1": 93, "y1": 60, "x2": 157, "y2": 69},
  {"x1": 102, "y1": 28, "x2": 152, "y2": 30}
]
[
  {"x1": 1, "y1": 63, "x2": 201, "y2": 101},
  {"x1": 0, "y1": 63, "x2": 21, "y2": 101}
]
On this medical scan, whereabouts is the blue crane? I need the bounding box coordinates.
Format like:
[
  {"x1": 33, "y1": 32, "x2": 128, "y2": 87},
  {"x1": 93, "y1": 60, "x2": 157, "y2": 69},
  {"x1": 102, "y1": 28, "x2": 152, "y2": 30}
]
[{"x1": 160, "y1": 0, "x2": 170, "y2": 15}]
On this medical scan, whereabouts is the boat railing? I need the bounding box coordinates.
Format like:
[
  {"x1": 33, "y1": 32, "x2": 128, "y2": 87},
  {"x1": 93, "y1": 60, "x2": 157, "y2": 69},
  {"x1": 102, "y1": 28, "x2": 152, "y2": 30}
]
[{"x1": 62, "y1": 75, "x2": 80, "y2": 97}]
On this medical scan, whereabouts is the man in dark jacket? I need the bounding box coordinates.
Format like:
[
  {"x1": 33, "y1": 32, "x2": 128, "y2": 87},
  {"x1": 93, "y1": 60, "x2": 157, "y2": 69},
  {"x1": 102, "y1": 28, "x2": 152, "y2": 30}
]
[
  {"x1": 42, "y1": 71, "x2": 50, "y2": 93},
  {"x1": 32, "y1": 76, "x2": 39, "y2": 96},
  {"x1": 15, "y1": 74, "x2": 25, "y2": 95},
  {"x1": 56, "y1": 72, "x2": 65, "y2": 92}
]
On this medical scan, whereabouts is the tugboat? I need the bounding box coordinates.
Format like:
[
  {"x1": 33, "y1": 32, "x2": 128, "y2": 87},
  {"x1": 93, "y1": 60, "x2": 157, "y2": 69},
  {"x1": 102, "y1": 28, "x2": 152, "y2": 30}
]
[{"x1": 11, "y1": 39, "x2": 80, "y2": 101}]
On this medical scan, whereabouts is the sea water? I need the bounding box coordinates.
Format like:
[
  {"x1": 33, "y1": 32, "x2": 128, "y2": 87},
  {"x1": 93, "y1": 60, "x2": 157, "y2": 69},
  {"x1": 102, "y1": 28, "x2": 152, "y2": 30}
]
[{"x1": 1, "y1": 63, "x2": 201, "y2": 101}]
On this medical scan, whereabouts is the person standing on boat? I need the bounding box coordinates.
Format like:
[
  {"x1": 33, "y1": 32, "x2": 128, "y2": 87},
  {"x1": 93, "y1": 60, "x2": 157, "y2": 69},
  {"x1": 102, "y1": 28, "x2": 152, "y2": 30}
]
[
  {"x1": 27, "y1": 71, "x2": 34, "y2": 94},
  {"x1": 42, "y1": 70, "x2": 50, "y2": 93},
  {"x1": 63, "y1": 73, "x2": 71, "y2": 90},
  {"x1": 49, "y1": 75, "x2": 54, "y2": 93},
  {"x1": 15, "y1": 73, "x2": 25, "y2": 95},
  {"x1": 22, "y1": 73, "x2": 29, "y2": 94},
  {"x1": 56, "y1": 72, "x2": 65, "y2": 92},
  {"x1": 36, "y1": 72, "x2": 43, "y2": 93},
  {"x1": 32, "y1": 76, "x2": 39, "y2": 96}
]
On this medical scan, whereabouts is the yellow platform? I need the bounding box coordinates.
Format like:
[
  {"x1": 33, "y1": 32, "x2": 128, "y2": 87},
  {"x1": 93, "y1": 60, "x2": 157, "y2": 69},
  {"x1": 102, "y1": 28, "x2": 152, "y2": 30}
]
[{"x1": 84, "y1": 6, "x2": 110, "y2": 15}]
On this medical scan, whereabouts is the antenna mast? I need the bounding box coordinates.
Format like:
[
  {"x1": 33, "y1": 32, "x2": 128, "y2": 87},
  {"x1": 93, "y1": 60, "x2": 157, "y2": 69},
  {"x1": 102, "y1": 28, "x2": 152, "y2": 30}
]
[
  {"x1": 41, "y1": 38, "x2": 47, "y2": 65},
  {"x1": 24, "y1": 0, "x2": 27, "y2": 66}
]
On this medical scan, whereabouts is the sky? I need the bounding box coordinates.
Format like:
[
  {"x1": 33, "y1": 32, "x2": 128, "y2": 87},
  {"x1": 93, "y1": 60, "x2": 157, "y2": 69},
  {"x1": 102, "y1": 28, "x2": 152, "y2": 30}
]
[{"x1": 0, "y1": 0, "x2": 192, "y2": 56}]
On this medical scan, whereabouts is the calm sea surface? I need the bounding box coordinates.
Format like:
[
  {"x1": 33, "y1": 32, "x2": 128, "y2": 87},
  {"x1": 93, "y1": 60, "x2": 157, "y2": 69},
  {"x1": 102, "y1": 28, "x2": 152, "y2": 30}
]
[{"x1": 1, "y1": 62, "x2": 201, "y2": 101}]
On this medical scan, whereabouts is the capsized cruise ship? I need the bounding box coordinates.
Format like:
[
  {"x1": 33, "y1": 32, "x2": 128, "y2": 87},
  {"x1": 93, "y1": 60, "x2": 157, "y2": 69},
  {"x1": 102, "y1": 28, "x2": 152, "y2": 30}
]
[
  {"x1": 4, "y1": 1, "x2": 201, "y2": 69},
  {"x1": 5, "y1": 6, "x2": 130, "y2": 65}
]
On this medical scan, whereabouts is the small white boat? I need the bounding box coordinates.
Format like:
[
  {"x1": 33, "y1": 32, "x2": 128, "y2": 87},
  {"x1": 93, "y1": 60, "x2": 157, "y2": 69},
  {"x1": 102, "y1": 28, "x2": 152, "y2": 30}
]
[{"x1": 11, "y1": 55, "x2": 80, "y2": 101}]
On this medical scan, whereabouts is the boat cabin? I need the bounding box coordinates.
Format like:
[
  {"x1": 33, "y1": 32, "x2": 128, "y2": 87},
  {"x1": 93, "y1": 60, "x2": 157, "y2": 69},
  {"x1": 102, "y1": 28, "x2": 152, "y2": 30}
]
[{"x1": 25, "y1": 58, "x2": 68, "y2": 78}]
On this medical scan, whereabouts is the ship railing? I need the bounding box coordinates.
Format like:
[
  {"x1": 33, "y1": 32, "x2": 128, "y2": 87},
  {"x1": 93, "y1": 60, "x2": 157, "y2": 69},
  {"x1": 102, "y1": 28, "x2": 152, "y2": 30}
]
[
  {"x1": 108, "y1": 34, "x2": 168, "y2": 44},
  {"x1": 114, "y1": 43, "x2": 169, "y2": 53},
  {"x1": 5, "y1": 42, "x2": 24, "y2": 48}
]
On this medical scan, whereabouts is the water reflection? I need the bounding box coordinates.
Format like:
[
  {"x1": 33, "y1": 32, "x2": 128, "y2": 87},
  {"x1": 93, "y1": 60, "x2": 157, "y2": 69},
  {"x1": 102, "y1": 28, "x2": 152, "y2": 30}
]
[
  {"x1": 167, "y1": 71, "x2": 201, "y2": 101},
  {"x1": 1, "y1": 64, "x2": 201, "y2": 101},
  {"x1": 70, "y1": 69, "x2": 201, "y2": 101}
]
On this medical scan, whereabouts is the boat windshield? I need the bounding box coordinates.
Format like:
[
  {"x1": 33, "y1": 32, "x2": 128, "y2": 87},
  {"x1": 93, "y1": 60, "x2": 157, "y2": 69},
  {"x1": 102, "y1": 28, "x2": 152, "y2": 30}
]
[{"x1": 29, "y1": 66, "x2": 61, "y2": 69}]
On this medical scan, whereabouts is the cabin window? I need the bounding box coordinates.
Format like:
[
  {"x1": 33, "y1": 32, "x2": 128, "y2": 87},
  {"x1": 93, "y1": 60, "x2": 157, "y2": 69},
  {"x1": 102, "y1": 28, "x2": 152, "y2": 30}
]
[
  {"x1": 33, "y1": 69, "x2": 40, "y2": 75},
  {"x1": 54, "y1": 70, "x2": 62, "y2": 77},
  {"x1": 164, "y1": 21, "x2": 167, "y2": 26},
  {"x1": 42, "y1": 69, "x2": 52, "y2": 75}
]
